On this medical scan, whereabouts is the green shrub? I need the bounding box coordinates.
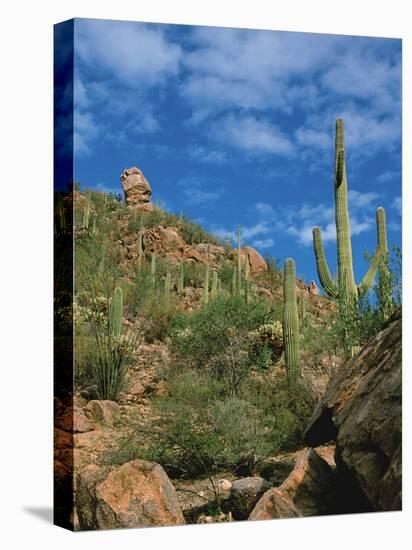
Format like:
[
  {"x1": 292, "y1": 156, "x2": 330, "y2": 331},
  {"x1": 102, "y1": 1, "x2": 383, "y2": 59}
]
[{"x1": 171, "y1": 295, "x2": 271, "y2": 394}]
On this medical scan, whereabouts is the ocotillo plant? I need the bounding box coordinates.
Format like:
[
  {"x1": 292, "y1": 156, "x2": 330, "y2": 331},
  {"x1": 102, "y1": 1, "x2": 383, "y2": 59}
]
[
  {"x1": 178, "y1": 262, "x2": 184, "y2": 294},
  {"x1": 203, "y1": 265, "x2": 210, "y2": 305},
  {"x1": 150, "y1": 253, "x2": 156, "y2": 288},
  {"x1": 110, "y1": 287, "x2": 123, "y2": 338},
  {"x1": 282, "y1": 258, "x2": 301, "y2": 394},
  {"x1": 312, "y1": 119, "x2": 387, "y2": 304},
  {"x1": 211, "y1": 270, "x2": 218, "y2": 300}
]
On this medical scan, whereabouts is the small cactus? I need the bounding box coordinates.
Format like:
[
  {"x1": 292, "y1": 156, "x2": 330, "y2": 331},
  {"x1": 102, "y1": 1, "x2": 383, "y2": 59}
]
[
  {"x1": 178, "y1": 262, "x2": 184, "y2": 294},
  {"x1": 211, "y1": 271, "x2": 218, "y2": 300},
  {"x1": 110, "y1": 287, "x2": 123, "y2": 338},
  {"x1": 203, "y1": 265, "x2": 210, "y2": 305},
  {"x1": 83, "y1": 190, "x2": 91, "y2": 230},
  {"x1": 282, "y1": 258, "x2": 301, "y2": 394},
  {"x1": 150, "y1": 253, "x2": 156, "y2": 288},
  {"x1": 164, "y1": 272, "x2": 171, "y2": 306},
  {"x1": 137, "y1": 231, "x2": 143, "y2": 273}
]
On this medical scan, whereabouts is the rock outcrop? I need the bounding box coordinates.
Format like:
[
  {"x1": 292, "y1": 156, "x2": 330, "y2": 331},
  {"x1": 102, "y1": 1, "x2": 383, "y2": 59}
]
[
  {"x1": 76, "y1": 460, "x2": 185, "y2": 530},
  {"x1": 305, "y1": 309, "x2": 402, "y2": 512},
  {"x1": 230, "y1": 477, "x2": 271, "y2": 519},
  {"x1": 121, "y1": 167, "x2": 153, "y2": 210},
  {"x1": 232, "y1": 246, "x2": 267, "y2": 274},
  {"x1": 249, "y1": 488, "x2": 301, "y2": 520},
  {"x1": 249, "y1": 448, "x2": 335, "y2": 520}
]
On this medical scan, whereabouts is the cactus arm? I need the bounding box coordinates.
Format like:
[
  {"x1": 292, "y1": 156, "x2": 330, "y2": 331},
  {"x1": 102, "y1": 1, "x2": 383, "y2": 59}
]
[
  {"x1": 357, "y1": 247, "x2": 381, "y2": 297},
  {"x1": 312, "y1": 227, "x2": 339, "y2": 298},
  {"x1": 357, "y1": 207, "x2": 388, "y2": 297},
  {"x1": 376, "y1": 207, "x2": 388, "y2": 254}
]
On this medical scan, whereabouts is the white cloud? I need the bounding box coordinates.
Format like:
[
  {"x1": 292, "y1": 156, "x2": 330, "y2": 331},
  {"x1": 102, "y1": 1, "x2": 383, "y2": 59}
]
[
  {"x1": 75, "y1": 19, "x2": 182, "y2": 87},
  {"x1": 377, "y1": 170, "x2": 401, "y2": 184},
  {"x1": 187, "y1": 145, "x2": 227, "y2": 164},
  {"x1": 252, "y1": 238, "x2": 274, "y2": 249},
  {"x1": 348, "y1": 189, "x2": 381, "y2": 210},
  {"x1": 212, "y1": 114, "x2": 295, "y2": 156},
  {"x1": 177, "y1": 177, "x2": 222, "y2": 205},
  {"x1": 392, "y1": 196, "x2": 402, "y2": 215}
]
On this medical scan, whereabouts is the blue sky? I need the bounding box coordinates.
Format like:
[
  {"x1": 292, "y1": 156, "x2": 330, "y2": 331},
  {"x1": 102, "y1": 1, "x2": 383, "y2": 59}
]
[{"x1": 73, "y1": 18, "x2": 402, "y2": 284}]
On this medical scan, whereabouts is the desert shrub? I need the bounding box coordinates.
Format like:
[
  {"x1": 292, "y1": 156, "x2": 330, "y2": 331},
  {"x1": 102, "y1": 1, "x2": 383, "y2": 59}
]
[
  {"x1": 179, "y1": 216, "x2": 222, "y2": 246},
  {"x1": 105, "y1": 367, "x2": 314, "y2": 480},
  {"x1": 171, "y1": 295, "x2": 271, "y2": 394}
]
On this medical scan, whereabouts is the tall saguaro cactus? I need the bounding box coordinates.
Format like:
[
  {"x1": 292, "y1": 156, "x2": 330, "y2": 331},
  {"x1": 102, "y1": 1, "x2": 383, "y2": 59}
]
[
  {"x1": 203, "y1": 265, "x2": 210, "y2": 305},
  {"x1": 237, "y1": 225, "x2": 242, "y2": 295},
  {"x1": 282, "y1": 258, "x2": 301, "y2": 393},
  {"x1": 312, "y1": 119, "x2": 387, "y2": 303}
]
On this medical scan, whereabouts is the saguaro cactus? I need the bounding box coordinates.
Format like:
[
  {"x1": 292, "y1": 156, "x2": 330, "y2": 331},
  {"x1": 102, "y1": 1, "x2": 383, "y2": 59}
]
[
  {"x1": 375, "y1": 207, "x2": 393, "y2": 320},
  {"x1": 282, "y1": 258, "x2": 301, "y2": 393},
  {"x1": 312, "y1": 119, "x2": 387, "y2": 303},
  {"x1": 178, "y1": 262, "x2": 184, "y2": 294},
  {"x1": 164, "y1": 272, "x2": 171, "y2": 307},
  {"x1": 110, "y1": 287, "x2": 123, "y2": 338},
  {"x1": 237, "y1": 225, "x2": 242, "y2": 295},
  {"x1": 83, "y1": 190, "x2": 92, "y2": 230},
  {"x1": 150, "y1": 253, "x2": 156, "y2": 288},
  {"x1": 137, "y1": 231, "x2": 143, "y2": 272},
  {"x1": 211, "y1": 271, "x2": 218, "y2": 300},
  {"x1": 203, "y1": 265, "x2": 210, "y2": 305}
]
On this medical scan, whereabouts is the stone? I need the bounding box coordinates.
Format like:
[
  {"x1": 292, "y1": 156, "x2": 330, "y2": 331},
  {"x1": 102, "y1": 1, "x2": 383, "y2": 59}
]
[
  {"x1": 278, "y1": 448, "x2": 336, "y2": 516},
  {"x1": 85, "y1": 400, "x2": 121, "y2": 427},
  {"x1": 305, "y1": 309, "x2": 402, "y2": 512},
  {"x1": 230, "y1": 477, "x2": 271, "y2": 519},
  {"x1": 55, "y1": 405, "x2": 93, "y2": 433},
  {"x1": 120, "y1": 166, "x2": 153, "y2": 209},
  {"x1": 76, "y1": 460, "x2": 185, "y2": 530},
  {"x1": 129, "y1": 380, "x2": 145, "y2": 398},
  {"x1": 308, "y1": 280, "x2": 318, "y2": 295},
  {"x1": 249, "y1": 488, "x2": 301, "y2": 520},
  {"x1": 232, "y1": 246, "x2": 267, "y2": 274}
]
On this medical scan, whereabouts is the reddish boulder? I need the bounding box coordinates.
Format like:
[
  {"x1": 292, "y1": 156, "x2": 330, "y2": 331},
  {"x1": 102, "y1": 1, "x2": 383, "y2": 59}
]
[{"x1": 76, "y1": 460, "x2": 185, "y2": 530}]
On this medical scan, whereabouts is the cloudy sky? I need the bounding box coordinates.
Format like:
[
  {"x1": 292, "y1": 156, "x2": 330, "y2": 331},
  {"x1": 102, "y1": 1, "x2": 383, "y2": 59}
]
[{"x1": 73, "y1": 18, "x2": 402, "y2": 284}]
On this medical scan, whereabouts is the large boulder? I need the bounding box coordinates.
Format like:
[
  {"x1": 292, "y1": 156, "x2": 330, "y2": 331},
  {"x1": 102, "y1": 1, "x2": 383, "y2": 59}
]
[
  {"x1": 85, "y1": 400, "x2": 121, "y2": 427},
  {"x1": 230, "y1": 477, "x2": 270, "y2": 519},
  {"x1": 249, "y1": 488, "x2": 301, "y2": 521},
  {"x1": 76, "y1": 460, "x2": 185, "y2": 530},
  {"x1": 120, "y1": 166, "x2": 153, "y2": 210},
  {"x1": 305, "y1": 309, "x2": 402, "y2": 512},
  {"x1": 278, "y1": 448, "x2": 336, "y2": 516},
  {"x1": 232, "y1": 246, "x2": 267, "y2": 274}
]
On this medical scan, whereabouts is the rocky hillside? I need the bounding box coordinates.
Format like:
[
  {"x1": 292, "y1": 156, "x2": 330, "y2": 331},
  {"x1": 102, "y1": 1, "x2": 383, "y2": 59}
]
[{"x1": 54, "y1": 166, "x2": 401, "y2": 530}]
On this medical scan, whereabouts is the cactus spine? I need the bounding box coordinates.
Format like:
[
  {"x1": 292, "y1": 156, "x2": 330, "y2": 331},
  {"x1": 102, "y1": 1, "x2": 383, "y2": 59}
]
[
  {"x1": 312, "y1": 119, "x2": 387, "y2": 303},
  {"x1": 282, "y1": 258, "x2": 301, "y2": 394},
  {"x1": 111, "y1": 287, "x2": 123, "y2": 338},
  {"x1": 211, "y1": 271, "x2": 218, "y2": 300},
  {"x1": 178, "y1": 262, "x2": 184, "y2": 294}
]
